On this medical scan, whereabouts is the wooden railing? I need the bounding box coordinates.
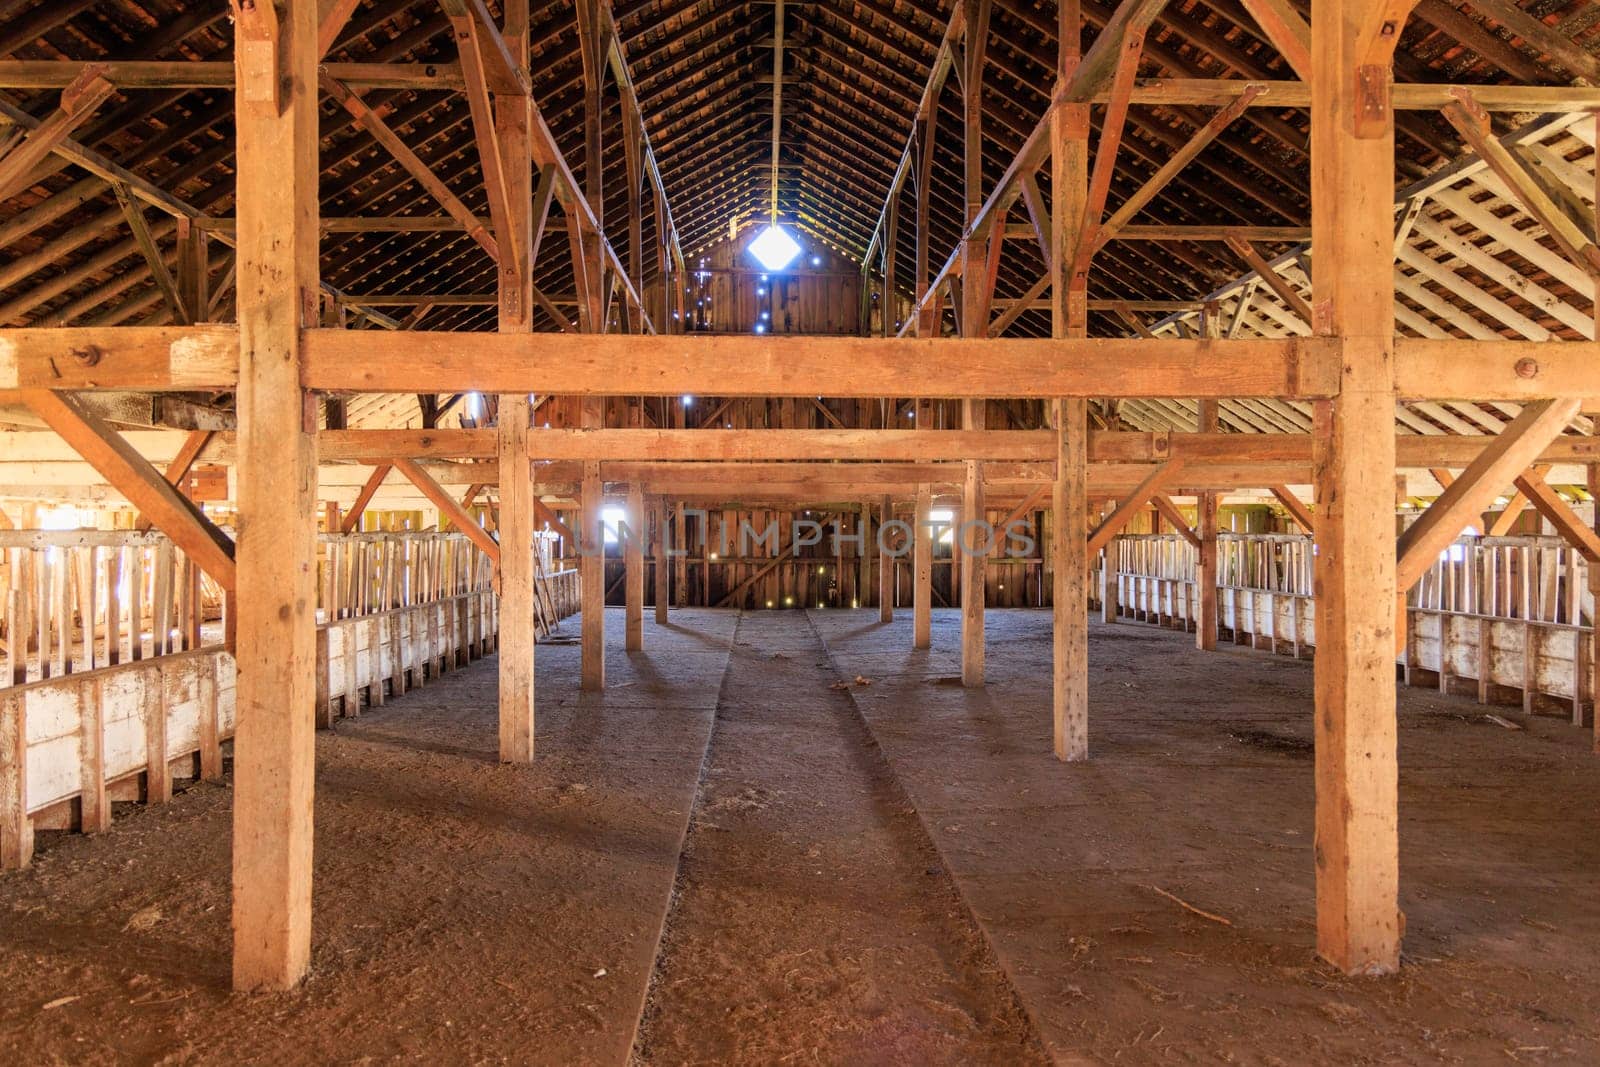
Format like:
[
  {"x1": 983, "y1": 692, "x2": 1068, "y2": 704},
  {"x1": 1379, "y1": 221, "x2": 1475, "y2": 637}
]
[
  {"x1": 2, "y1": 530, "x2": 222, "y2": 688},
  {"x1": 2, "y1": 531, "x2": 580, "y2": 870},
  {"x1": 1107, "y1": 533, "x2": 1595, "y2": 720}
]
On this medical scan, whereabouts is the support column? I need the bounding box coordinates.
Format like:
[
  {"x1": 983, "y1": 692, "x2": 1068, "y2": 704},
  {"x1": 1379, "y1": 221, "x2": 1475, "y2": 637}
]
[
  {"x1": 232, "y1": 0, "x2": 319, "y2": 992},
  {"x1": 497, "y1": 397, "x2": 535, "y2": 762},
  {"x1": 654, "y1": 496, "x2": 669, "y2": 625},
  {"x1": 625, "y1": 482, "x2": 644, "y2": 650},
  {"x1": 1196, "y1": 400, "x2": 1219, "y2": 650},
  {"x1": 961, "y1": 398, "x2": 986, "y2": 687},
  {"x1": 1310, "y1": 0, "x2": 1404, "y2": 974},
  {"x1": 878, "y1": 494, "x2": 894, "y2": 622},
  {"x1": 580, "y1": 400, "x2": 605, "y2": 690},
  {"x1": 495, "y1": 0, "x2": 535, "y2": 764},
  {"x1": 1052, "y1": 0, "x2": 1089, "y2": 758},
  {"x1": 673, "y1": 501, "x2": 688, "y2": 608}
]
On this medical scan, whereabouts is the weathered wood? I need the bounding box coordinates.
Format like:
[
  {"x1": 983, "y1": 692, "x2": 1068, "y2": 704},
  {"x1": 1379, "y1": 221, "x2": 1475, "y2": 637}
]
[
  {"x1": 1397, "y1": 399, "x2": 1581, "y2": 592},
  {"x1": 1310, "y1": 0, "x2": 1404, "y2": 977},
  {"x1": 340, "y1": 464, "x2": 392, "y2": 533},
  {"x1": 1270, "y1": 485, "x2": 1316, "y2": 533},
  {"x1": 391, "y1": 457, "x2": 501, "y2": 563},
  {"x1": 580, "y1": 453, "x2": 605, "y2": 691},
  {"x1": 498, "y1": 396, "x2": 536, "y2": 763},
  {"x1": 1087, "y1": 460, "x2": 1183, "y2": 553},
  {"x1": 21, "y1": 389, "x2": 235, "y2": 589},
  {"x1": 299, "y1": 332, "x2": 1339, "y2": 398},
  {"x1": 230, "y1": 0, "x2": 320, "y2": 994},
  {"x1": 961, "y1": 398, "x2": 986, "y2": 687},
  {"x1": 625, "y1": 482, "x2": 644, "y2": 651},
  {"x1": 653, "y1": 496, "x2": 669, "y2": 624}
]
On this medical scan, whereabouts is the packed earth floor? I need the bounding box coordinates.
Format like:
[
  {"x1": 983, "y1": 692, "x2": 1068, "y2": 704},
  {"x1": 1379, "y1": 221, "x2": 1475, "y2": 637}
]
[{"x1": 3, "y1": 608, "x2": 1600, "y2": 1064}]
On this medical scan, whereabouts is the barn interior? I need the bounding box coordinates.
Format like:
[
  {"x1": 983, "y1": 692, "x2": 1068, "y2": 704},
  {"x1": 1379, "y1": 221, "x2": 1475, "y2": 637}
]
[{"x1": 4, "y1": 0, "x2": 1600, "y2": 1061}]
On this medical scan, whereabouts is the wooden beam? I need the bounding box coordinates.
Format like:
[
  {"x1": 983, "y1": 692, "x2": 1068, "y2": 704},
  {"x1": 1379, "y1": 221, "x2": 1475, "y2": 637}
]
[
  {"x1": 0, "y1": 66, "x2": 114, "y2": 202},
  {"x1": 301, "y1": 332, "x2": 1340, "y2": 398},
  {"x1": 1511, "y1": 470, "x2": 1600, "y2": 562},
  {"x1": 1237, "y1": 0, "x2": 1311, "y2": 79},
  {"x1": 1098, "y1": 84, "x2": 1267, "y2": 243},
  {"x1": 319, "y1": 75, "x2": 498, "y2": 260},
  {"x1": 1442, "y1": 91, "x2": 1600, "y2": 278},
  {"x1": 1087, "y1": 460, "x2": 1183, "y2": 553},
  {"x1": 339, "y1": 463, "x2": 391, "y2": 533},
  {"x1": 1396, "y1": 399, "x2": 1580, "y2": 591},
  {"x1": 317, "y1": 0, "x2": 363, "y2": 58},
  {"x1": 1151, "y1": 492, "x2": 1201, "y2": 549},
  {"x1": 390, "y1": 457, "x2": 500, "y2": 562},
  {"x1": 21, "y1": 389, "x2": 235, "y2": 587},
  {"x1": 1270, "y1": 484, "x2": 1316, "y2": 533},
  {"x1": 1225, "y1": 237, "x2": 1314, "y2": 326},
  {"x1": 113, "y1": 183, "x2": 189, "y2": 324},
  {"x1": 230, "y1": 0, "x2": 319, "y2": 994},
  {"x1": 135, "y1": 428, "x2": 213, "y2": 533}
]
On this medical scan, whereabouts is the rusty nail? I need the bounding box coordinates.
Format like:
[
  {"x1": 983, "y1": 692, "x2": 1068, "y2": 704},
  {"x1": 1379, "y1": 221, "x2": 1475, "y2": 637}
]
[{"x1": 1514, "y1": 357, "x2": 1539, "y2": 379}]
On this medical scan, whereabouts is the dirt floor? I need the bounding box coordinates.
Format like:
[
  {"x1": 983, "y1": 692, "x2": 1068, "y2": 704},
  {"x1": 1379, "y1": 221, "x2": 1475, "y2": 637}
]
[{"x1": 3, "y1": 607, "x2": 1600, "y2": 1064}]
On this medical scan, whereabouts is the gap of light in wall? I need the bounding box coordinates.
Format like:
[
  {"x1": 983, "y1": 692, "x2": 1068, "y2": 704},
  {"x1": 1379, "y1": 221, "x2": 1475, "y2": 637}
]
[{"x1": 748, "y1": 223, "x2": 801, "y2": 272}]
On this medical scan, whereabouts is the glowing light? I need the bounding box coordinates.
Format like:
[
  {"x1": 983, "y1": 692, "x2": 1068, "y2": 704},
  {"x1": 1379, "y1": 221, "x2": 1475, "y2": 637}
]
[
  {"x1": 601, "y1": 506, "x2": 627, "y2": 544},
  {"x1": 682, "y1": 394, "x2": 694, "y2": 406},
  {"x1": 748, "y1": 224, "x2": 801, "y2": 272},
  {"x1": 465, "y1": 392, "x2": 484, "y2": 419},
  {"x1": 754, "y1": 323, "x2": 766, "y2": 334}
]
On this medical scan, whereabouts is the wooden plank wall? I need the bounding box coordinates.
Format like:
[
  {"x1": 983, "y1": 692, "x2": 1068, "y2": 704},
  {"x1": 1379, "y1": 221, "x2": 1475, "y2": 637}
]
[{"x1": 677, "y1": 230, "x2": 862, "y2": 335}]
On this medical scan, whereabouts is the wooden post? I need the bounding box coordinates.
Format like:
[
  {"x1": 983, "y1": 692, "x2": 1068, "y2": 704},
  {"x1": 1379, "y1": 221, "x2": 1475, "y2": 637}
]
[
  {"x1": 654, "y1": 497, "x2": 669, "y2": 624},
  {"x1": 878, "y1": 494, "x2": 894, "y2": 622},
  {"x1": 1051, "y1": 0, "x2": 1089, "y2": 757},
  {"x1": 1196, "y1": 400, "x2": 1219, "y2": 651},
  {"x1": 1052, "y1": 399, "x2": 1088, "y2": 760},
  {"x1": 231, "y1": 0, "x2": 320, "y2": 992},
  {"x1": 673, "y1": 501, "x2": 687, "y2": 608},
  {"x1": 961, "y1": 398, "x2": 986, "y2": 687},
  {"x1": 1, "y1": 691, "x2": 31, "y2": 869},
  {"x1": 1310, "y1": 0, "x2": 1403, "y2": 975},
  {"x1": 580, "y1": 416, "x2": 605, "y2": 691},
  {"x1": 913, "y1": 489, "x2": 933, "y2": 649},
  {"x1": 914, "y1": 398, "x2": 934, "y2": 648},
  {"x1": 625, "y1": 482, "x2": 644, "y2": 650},
  {"x1": 498, "y1": 399, "x2": 536, "y2": 762}
]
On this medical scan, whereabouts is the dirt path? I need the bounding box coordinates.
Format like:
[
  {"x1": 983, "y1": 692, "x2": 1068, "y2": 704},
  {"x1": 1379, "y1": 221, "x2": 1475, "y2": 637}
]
[
  {"x1": 810, "y1": 607, "x2": 1600, "y2": 1065},
  {"x1": 634, "y1": 610, "x2": 1047, "y2": 1066},
  {"x1": 0, "y1": 610, "x2": 734, "y2": 1066}
]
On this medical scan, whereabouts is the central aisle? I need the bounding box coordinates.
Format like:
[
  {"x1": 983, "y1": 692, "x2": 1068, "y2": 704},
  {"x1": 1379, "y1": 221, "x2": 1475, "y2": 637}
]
[{"x1": 634, "y1": 610, "x2": 1046, "y2": 1065}]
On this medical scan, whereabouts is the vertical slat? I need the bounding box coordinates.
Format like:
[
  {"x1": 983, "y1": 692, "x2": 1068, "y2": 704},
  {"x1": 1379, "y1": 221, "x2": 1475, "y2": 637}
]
[
  {"x1": 145, "y1": 662, "x2": 171, "y2": 803},
  {"x1": 0, "y1": 690, "x2": 32, "y2": 868},
  {"x1": 79, "y1": 678, "x2": 110, "y2": 833}
]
